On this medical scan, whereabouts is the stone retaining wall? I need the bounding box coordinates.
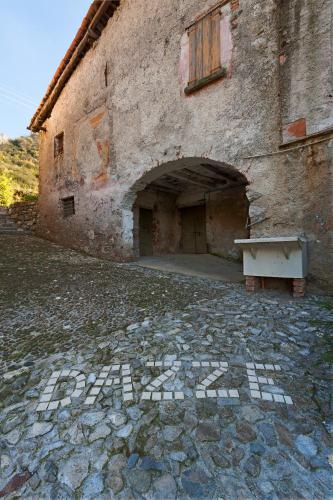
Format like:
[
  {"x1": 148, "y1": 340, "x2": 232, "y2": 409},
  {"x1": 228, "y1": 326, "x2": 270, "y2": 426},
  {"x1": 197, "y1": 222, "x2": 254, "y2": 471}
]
[{"x1": 8, "y1": 201, "x2": 38, "y2": 232}]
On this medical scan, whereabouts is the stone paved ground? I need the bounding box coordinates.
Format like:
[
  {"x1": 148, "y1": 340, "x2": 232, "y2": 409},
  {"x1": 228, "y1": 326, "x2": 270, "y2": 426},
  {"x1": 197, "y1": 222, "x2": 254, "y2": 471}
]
[{"x1": 0, "y1": 235, "x2": 332, "y2": 499}]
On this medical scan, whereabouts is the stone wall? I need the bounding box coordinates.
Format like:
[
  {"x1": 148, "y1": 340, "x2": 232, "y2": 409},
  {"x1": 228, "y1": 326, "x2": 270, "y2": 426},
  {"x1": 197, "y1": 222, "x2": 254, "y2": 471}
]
[
  {"x1": 206, "y1": 188, "x2": 249, "y2": 260},
  {"x1": 36, "y1": 0, "x2": 333, "y2": 290},
  {"x1": 279, "y1": 0, "x2": 333, "y2": 139},
  {"x1": 133, "y1": 190, "x2": 181, "y2": 257},
  {"x1": 8, "y1": 201, "x2": 38, "y2": 232}
]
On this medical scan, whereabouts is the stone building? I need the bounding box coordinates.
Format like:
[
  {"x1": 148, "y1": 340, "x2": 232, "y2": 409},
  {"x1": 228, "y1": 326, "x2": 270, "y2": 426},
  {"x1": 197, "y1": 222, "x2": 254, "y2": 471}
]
[{"x1": 29, "y1": 0, "x2": 333, "y2": 290}]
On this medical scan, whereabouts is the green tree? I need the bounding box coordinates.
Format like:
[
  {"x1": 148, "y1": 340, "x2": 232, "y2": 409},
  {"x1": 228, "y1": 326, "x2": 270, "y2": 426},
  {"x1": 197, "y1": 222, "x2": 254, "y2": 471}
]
[
  {"x1": 0, "y1": 172, "x2": 15, "y2": 206},
  {"x1": 0, "y1": 133, "x2": 39, "y2": 201}
]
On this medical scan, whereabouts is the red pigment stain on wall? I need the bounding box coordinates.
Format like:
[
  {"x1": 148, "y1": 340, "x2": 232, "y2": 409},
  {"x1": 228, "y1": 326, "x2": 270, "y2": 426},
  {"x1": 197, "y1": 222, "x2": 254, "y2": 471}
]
[
  {"x1": 92, "y1": 140, "x2": 110, "y2": 188},
  {"x1": 279, "y1": 54, "x2": 287, "y2": 65},
  {"x1": 90, "y1": 111, "x2": 105, "y2": 129},
  {"x1": 96, "y1": 141, "x2": 110, "y2": 166},
  {"x1": 282, "y1": 118, "x2": 306, "y2": 142}
]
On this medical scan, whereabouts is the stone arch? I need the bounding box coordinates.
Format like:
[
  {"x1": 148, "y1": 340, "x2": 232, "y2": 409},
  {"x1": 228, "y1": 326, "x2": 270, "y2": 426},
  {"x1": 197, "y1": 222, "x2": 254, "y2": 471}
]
[{"x1": 120, "y1": 157, "x2": 250, "y2": 260}]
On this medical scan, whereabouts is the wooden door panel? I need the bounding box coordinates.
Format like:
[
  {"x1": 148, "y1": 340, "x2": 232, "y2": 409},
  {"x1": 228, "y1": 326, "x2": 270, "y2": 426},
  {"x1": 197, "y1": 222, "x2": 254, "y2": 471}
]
[
  {"x1": 181, "y1": 205, "x2": 207, "y2": 254},
  {"x1": 139, "y1": 208, "x2": 153, "y2": 256}
]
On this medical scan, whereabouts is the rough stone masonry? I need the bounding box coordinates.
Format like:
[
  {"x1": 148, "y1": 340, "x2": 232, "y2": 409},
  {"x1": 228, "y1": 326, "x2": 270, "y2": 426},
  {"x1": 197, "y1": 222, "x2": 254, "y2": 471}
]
[
  {"x1": 29, "y1": 0, "x2": 333, "y2": 290},
  {"x1": 7, "y1": 201, "x2": 38, "y2": 232},
  {"x1": 0, "y1": 234, "x2": 332, "y2": 498}
]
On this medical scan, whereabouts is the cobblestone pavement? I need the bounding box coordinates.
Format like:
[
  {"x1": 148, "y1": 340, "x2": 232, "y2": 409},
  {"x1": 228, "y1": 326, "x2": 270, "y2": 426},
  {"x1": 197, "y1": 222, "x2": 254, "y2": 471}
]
[{"x1": 0, "y1": 235, "x2": 332, "y2": 499}]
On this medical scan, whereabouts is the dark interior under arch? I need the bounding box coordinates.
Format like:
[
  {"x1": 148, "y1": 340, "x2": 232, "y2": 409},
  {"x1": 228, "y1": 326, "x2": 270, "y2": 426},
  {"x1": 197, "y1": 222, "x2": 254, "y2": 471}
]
[{"x1": 131, "y1": 158, "x2": 250, "y2": 260}]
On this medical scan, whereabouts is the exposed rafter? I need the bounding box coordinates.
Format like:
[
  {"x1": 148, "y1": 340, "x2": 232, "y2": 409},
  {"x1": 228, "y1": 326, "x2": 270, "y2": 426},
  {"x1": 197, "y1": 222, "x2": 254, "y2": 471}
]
[
  {"x1": 168, "y1": 170, "x2": 231, "y2": 190},
  {"x1": 151, "y1": 179, "x2": 183, "y2": 192},
  {"x1": 167, "y1": 172, "x2": 215, "y2": 189},
  {"x1": 147, "y1": 184, "x2": 180, "y2": 195},
  {"x1": 199, "y1": 163, "x2": 240, "y2": 183},
  {"x1": 145, "y1": 164, "x2": 248, "y2": 195},
  {"x1": 183, "y1": 168, "x2": 227, "y2": 186}
]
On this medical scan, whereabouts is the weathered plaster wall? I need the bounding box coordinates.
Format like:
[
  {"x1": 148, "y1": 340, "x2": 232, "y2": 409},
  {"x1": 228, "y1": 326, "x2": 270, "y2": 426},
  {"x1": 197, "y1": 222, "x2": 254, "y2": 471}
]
[
  {"x1": 276, "y1": 0, "x2": 333, "y2": 289},
  {"x1": 134, "y1": 190, "x2": 181, "y2": 256},
  {"x1": 279, "y1": 0, "x2": 333, "y2": 138},
  {"x1": 206, "y1": 188, "x2": 249, "y2": 260},
  {"x1": 176, "y1": 186, "x2": 249, "y2": 260},
  {"x1": 37, "y1": 0, "x2": 333, "y2": 290}
]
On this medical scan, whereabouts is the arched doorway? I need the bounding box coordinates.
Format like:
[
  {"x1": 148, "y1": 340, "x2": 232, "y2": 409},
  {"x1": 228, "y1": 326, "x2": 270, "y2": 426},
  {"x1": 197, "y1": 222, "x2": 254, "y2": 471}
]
[{"x1": 123, "y1": 157, "x2": 250, "y2": 261}]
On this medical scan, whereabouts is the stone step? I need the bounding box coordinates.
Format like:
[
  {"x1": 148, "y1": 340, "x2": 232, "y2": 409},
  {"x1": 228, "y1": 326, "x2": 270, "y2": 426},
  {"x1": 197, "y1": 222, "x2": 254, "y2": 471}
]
[
  {"x1": 0, "y1": 207, "x2": 20, "y2": 233},
  {"x1": 0, "y1": 215, "x2": 14, "y2": 221},
  {"x1": 0, "y1": 207, "x2": 30, "y2": 234},
  {"x1": 0, "y1": 219, "x2": 16, "y2": 226}
]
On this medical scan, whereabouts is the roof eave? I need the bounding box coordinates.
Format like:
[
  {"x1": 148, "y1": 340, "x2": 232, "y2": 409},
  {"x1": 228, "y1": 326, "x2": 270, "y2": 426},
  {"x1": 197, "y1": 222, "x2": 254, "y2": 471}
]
[{"x1": 28, "y1": 0, "x2": 120, "y2": 132}]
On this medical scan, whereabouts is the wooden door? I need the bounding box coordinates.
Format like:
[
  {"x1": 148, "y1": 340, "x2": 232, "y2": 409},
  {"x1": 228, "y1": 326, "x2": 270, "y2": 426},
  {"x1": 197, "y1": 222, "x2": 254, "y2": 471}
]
[
  {"x1": 139, "y1": 208, "x2": 153, "y2": 256},
  {"x1": 181, "y1": 205, "x2": 207, "y2": 253}
]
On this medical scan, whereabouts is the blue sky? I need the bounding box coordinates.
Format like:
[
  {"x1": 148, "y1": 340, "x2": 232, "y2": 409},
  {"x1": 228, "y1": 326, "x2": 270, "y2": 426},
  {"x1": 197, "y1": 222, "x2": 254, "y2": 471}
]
[{"x1": 0, "y1": 0, "x2": 92, "y2": 138}]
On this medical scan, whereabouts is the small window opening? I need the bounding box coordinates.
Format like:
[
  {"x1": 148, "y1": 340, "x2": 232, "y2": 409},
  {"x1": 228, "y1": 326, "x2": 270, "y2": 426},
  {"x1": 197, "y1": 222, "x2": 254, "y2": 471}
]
[
  {"x1": 54, "y1": 132, "x2": 64, "y2": 157},
  {"x1": 104, "y1": 62, "x2": 108, "y2": 87},
  {"x1": 62, "y1": 196, "x2": 75, "y2": 218}
]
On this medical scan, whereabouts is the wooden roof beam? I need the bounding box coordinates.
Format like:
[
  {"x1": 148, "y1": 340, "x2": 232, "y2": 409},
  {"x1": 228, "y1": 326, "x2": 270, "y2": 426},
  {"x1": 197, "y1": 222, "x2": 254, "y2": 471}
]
[
  {"x1": 147, "y1": 185, "x2": 180, "y2": 195},
  {"x1": 167, "y1": 172, "x2": 214, "y2": 188},
  {"x1": 183, "y1": 167, "x2": 227, "y2": 185},
  {"x1": 151, "y1": 179, "x2": 183, "y2": 192},
  {"x1": 199, "y1": 163, "x2": 241, "y2": 183}
]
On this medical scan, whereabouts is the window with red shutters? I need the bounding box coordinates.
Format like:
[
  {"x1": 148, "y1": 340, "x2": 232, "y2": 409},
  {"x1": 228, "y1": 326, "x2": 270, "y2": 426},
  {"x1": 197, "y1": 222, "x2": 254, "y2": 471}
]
[{"x1": 185, "y1": 7, "x2": 226, "y2": 95}]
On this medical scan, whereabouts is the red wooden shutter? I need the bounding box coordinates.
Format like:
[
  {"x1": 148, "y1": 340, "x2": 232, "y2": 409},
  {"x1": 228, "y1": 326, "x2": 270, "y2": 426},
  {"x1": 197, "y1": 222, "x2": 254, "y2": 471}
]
[
  {"x1": 195, "y1": 18, "x2": 204, "y2": 81},
  {"x1": 202, "y1": 14, "x2": 212, "y2": 78},
  {"x1": 210, "y1": 9, "x2": 221, "y2": 74},
  {"x1": 187, "y1": 7, "x2": 221, "y2": 88},
  {"x1": 188, "y1": 25, "x2": 197, "y2": 85}
]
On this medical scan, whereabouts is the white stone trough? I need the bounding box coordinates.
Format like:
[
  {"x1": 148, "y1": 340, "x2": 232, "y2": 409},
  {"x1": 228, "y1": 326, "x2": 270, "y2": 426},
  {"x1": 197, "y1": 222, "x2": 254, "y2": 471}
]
[{"x1": 234, "y1": 237, "x2": 308, "y2": 296}]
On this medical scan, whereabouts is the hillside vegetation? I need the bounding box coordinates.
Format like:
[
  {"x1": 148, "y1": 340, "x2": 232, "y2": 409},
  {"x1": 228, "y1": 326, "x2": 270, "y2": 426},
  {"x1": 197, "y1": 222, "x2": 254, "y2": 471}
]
[{"x1": 0, "y1": 134, "x2": 39, "y2": 205}]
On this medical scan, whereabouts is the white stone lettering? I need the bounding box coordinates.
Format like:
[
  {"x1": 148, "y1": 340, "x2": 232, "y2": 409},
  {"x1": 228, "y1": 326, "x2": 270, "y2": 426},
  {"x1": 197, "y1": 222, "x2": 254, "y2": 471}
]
[
  {"x1": 246, "y1": 362, "x2": 293, "y2": 404},
  {"x1": 35, "y1": 359, "x2": 294, "y2": 412},
  {"x1": 84, "y1": 364, "x2": 133, "y2": 405},
  {"x1": 194, "y1": 361, "x2": 239, "y2": 399},
  {"x1": 142, "y1": 360, "x2": 183, "y2": 401},
  {"x1": 36, "y1": 369, "x2": 86, "y2": 412}
]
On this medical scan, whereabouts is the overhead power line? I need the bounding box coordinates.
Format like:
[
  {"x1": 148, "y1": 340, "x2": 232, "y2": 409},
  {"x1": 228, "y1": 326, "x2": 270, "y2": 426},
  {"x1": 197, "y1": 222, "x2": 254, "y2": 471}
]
[
  {"x1": 0, "y1": 83, "x2": 37, "y2": 107},
  {"x1": 0, "y1": 93, "x2": 35, "y2": 110}
]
